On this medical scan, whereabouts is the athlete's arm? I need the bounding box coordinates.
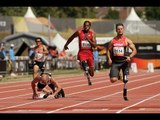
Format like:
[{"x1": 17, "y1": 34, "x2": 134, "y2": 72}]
[
  {"x1": 42, "y1": 45, "x2": 49, "y2": 61},
  {"x1": 127, "y1": 38, "x2": 137, "y2": 58},
  {"x1": 31, "y1": 76, "x2": 40, "y2": 99},
  {"x1": 106, "y1": 41, "x2": 113, "y2": 65},
  {"x1": 63, "y1": 31, "x2": 79, "y2": 51},
  {"x1": 86, "y1": 30, "x2": 96, "y2": 48},
  {"x1": 43, "y1": 45, "x2": 49, "y2": 55},
  {"x1": 50, "y1": 78, "x2": 62, "y2": 97}
]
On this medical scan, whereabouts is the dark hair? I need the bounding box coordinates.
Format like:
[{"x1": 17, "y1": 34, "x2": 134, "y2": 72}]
[
  {"x1": 83, "y1": 20, "x2": 91, "y2": 26},
  {"x1": 116, "y1": 23, "x2": 124, "y2": 29},
  {"x1": 35, "y1": 37, "x2": 42, "y2": 42}
]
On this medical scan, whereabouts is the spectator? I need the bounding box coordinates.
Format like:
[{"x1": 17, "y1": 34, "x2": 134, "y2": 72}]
[
  {"x1": 0, "y1": 47, "x2": 5, "y2": 60},
  {"x1": 0, "y1": 42, "x2": 6, "y2": 60},
  {"x1": 29, "y1": 45, "x2": 35, "y2": 60},
  {"x1": 93, "y1": 47, "x2": 99, "y2": 72},
  {"x1": 49, "y1": 45, "x2": 58, "y2": 70},
  {"x1": 9, "y1": 44, "x2": 16, "y2": 77}
]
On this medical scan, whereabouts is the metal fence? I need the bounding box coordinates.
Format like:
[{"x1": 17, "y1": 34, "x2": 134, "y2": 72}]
[{"x1": 0, "y1": 56, "x2": 80, "y2": 76}]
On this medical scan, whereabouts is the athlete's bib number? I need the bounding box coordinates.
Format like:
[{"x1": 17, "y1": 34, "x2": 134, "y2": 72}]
[
  {"x1": 113, "y1": 47, "x2": 124, "y2": 56},
  {"x1": 81, "y1": 40, "x2": 91, "y2": 48},
  {"x1": 35, "y1": 53, "x2": 44, "y2": 61}
]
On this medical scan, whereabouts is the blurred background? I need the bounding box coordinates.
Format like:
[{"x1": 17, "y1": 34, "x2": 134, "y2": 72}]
[{"x1": 0, "y1": 6, "x2": 159, "y2": 76}]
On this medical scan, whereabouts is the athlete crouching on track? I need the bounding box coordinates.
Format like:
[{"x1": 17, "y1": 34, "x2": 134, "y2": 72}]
[{"x1": 31, "y1": 72, "x2": 65, "y2": 99}]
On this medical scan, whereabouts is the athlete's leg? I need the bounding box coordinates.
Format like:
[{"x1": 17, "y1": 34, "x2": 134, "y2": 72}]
[
  {"x1": 37, "y1": 82, "x2": 48, "y2": 93},
  {"x1": 78, "y1": 52, "x2": 87, "y2": 71},
  {"x1": 81, "y1": 60, "x2": 88, "y2": 71},
  {"x1": 122, "y1": 62, "x2": 129, "y2": 101},
  {"x1": 88, "y1": 56, "x2": 94, "y2": 77},
  {"x1": 48, "y1": 84, "x2": 56, "y2": 93},
  {"x1": 109, "y1": 63, "x2": 120, "y2": 83},
  {"x1": 33, "y1": 63, "x2": 39, "y2": 79},
  {"x1": 122, "y1": 62, "x2": 129, "y2": 83},
  {"x1": 40, "y1": 62, "x2": 45, "y2": 73},
  {"x1": 42, "y1": 84, "x2": 54, "y2": 99},
  {"x1": 88, "y1": 66, "x2": 94, "y2": 77},
  {"x1": 118, "y1": 69, "x2": 123, "y2": 81},
  {"x1": 55, "y1": 88, "x2": 65, "y2": 99},
  {"x1": 42, "y1": 88, "x2": 52, "y2": 94}
]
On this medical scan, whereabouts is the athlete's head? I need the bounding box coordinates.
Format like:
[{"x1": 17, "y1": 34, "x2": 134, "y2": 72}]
[
  {"x1": 35, "y1": 37, "x2": 42, "y2": 45},
  {"x1": 116, "y1": 23, "x2": 124, "y2": 36},
  {"x1": 83, "y1": 20, "x2": 91, "y2": 32},
  {"x1": 40, "y1": 73, "x2": 49, "y2": 85}
]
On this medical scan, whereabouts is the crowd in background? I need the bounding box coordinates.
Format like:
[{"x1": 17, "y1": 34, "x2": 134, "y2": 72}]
[
  {"x1": 0, "y1": 42, "x2": 16, "y2": 77},
  {"x1": 0, "y1": 40, "x2": 102, "y2": 77}
]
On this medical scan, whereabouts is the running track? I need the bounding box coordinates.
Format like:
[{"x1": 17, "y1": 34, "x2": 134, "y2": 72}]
[{"x1": 0, "y1": 69, "x2": 160, "y2": 114}]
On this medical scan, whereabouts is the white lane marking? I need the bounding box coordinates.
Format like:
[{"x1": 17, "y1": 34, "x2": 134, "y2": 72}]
[
  {"x1": 0, "y1": 93, "x2": 32, "y2": 100},
  {"x1": 0, "y1": 72, "x2": 152, "y2": 100},
  {"x1": 0, "y1": 88, "x2": 31, "y2": 94},
  {"x1": 0, "y1": 75, "x2": 106, "y2": 90},
  {"x1": 0, "y1": 72, "x2": 159, "y2": 112},
  {"x1": 116, "y1": 92, "x2": 160, "y2": 113},
  {"x1": 0, "y1": 72, "x2": 151, "y2": 94},
  {"x1": 72, "y1": 108, "x2": 109, "y2": 111},
  {"x1": 47, "y1": 75, "x2": 160, "y2": 113},
  {"x1": 139, "y1": 108, "x2": 160, "y2": 111}
]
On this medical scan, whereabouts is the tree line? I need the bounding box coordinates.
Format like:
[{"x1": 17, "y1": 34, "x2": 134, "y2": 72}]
[{"x1": 0, "y1": 7, "x2": 160, "y2": 20}]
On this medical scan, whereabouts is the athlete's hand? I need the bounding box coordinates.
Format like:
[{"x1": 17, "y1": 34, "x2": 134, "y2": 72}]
[
  {"x1": 32, "y1": 93, "x2": 38, "y2": 99},
  {"x1": 63, "y1": 45, "x2": 69, "y2": 51},
  {"x1": 85, "y1": 36, "x2": 91, "y2": 42},
  {"x1": 126, "y1": 56, "x2": 131, "y2": 62},
  {"x1": 108, "y1": 59, "x2": 112, "y2": 65}
]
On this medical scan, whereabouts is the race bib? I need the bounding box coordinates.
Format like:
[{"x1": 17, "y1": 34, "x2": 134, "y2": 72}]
[
  {"x1": 113, "y1": 47, "x2": 124, "y2": 56},
  {"x1": 81, "y1": 40, "x2": 91, "y2": 48},
  {"x1": 35, "y1": 53, "x2": 45, "y2": 61}
]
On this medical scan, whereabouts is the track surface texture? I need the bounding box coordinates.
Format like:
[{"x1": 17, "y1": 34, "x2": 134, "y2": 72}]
[{"x1": 0, "y1": 69, "x2": 160, "y2": 119}]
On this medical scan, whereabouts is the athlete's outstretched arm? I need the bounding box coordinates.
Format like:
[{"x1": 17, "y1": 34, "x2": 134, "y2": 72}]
[{"x1": 63, "y1": 31, "x2": 79, "y2": 51}]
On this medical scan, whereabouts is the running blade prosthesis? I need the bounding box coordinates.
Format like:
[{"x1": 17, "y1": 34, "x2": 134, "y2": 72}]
[
  {"x1": 123, "y1": 88, "x2": 128, "y2": 101},
  {"x1": 82, "y1": 61, "x2": 92, "y2": 86},
  {"x1": 86, "y1": 72, "x2": 92, "y2": 86}
]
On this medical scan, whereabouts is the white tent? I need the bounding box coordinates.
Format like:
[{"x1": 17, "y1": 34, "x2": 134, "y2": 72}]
[
  {"x1": 51, "y1": 33, "x2": 66, "y2": 51},
  {"x1": 126, "y1": 7, "x2": 141, "y2": 21},
  {"x1": 124, "y1": 7, "x2": 160, "y2": 35},
  {"x1": 24, "y1": 7, "x2": 36, "y2": 18},
  {"x1": 51, "y1": 33, "x2": 79, "y2": 56},
  {"x1": 67, "y1": 37, "x2": 79, "y2": 55},
  {"x1": 24, "y1": 7, "x2": 57, "y2": 33},
  {"x1": 110, "y1": 7, "x2": 160, "y2": 35}
]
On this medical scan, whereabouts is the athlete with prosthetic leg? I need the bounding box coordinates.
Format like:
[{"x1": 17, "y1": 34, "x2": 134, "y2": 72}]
[{"x1": 107, "y1": 23, "x2": 137, "y2": 101}]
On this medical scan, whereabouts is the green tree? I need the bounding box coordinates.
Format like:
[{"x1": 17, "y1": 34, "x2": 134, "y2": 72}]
[
  {"x1": 0, "y1": 7, "x2": 27, "y2": 16},
  {"x1": 145, "y1": 7, "x2": 160, "y2": 20},
  {"x1": 34, "y1": 7, "x2": 96, "y2": 18},
  {"x1": 0, "y1": 7, "x2": 96, "y2": 18},
  {"x1": 104, "y1": 8, "x2": 119, "y2": 19}
]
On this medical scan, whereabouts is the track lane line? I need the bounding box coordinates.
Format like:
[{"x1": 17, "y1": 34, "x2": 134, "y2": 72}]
[{"x1": 0, "y1": 72, "x2": 159, "y2": 113}]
